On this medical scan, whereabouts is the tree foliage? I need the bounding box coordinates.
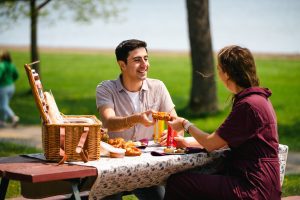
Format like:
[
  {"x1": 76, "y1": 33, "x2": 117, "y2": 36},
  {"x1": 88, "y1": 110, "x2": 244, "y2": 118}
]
[{"x1": 0, "y1": 0, "x2": 125, "y2": 75}]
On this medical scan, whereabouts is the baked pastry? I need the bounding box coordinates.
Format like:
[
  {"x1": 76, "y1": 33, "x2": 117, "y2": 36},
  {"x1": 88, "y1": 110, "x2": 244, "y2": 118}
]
[
  {"x1": 152, "y1": 112, "x2": 171, "y2": 121},
  {"x1": 108, "y1": 138, "x2": 125, "y2": 148},
  {"x1": 108, "y1": 138, "x2": 142, "y2": 156},
  {"x1": 125, "y1": 146, "x2": 142, "y2": 156}
]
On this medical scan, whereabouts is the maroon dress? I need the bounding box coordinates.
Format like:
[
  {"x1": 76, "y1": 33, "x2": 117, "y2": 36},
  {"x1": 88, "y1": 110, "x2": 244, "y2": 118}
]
[{"x1": 164, "y1": 87, "x2": 281, "y2": 200}]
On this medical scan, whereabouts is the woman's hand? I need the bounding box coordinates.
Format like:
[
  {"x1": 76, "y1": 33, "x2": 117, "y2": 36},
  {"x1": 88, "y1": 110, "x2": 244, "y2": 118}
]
[
  {"x1": 167, "y1": 116, "x2": 185, "y2": 133},
  {"x1": 174, "y1": 136, "x2": 204, "y2": 149},
  {"x1": 159, "y1": 129, "x2": 168, "y2": 146}
]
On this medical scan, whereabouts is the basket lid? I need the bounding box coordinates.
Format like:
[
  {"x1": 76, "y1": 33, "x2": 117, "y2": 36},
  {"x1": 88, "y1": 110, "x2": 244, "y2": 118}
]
[{"x1": 24, "y1": 63, "x2": 50, "y2": 123}]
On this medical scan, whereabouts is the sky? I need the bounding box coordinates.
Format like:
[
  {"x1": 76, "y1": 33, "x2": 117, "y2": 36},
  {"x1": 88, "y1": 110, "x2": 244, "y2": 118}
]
[{"x1": 0, "y1": 0, "x2": 299, "y2": 54}]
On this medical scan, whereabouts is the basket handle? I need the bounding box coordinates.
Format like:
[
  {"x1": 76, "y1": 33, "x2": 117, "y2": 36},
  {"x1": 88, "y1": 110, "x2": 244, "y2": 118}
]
[
  {"x1": 58, "y1": 127, "x2": 68, "y2": 165},
  {"x1": 76, "y1": 127, "x2": 89, "y2": 163}
]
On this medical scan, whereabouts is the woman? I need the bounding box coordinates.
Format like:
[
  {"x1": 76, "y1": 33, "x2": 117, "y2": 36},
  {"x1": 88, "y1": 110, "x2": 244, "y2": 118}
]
[
  {"x1": 0, "y1": 50, "x2": 19, "y2": 127},
  {"x1": 164, "y1": 45, "x2": 280, "y2": 200}
]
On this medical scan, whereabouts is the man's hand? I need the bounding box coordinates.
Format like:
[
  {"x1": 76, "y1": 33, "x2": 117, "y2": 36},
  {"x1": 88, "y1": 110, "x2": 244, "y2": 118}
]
[{"x1": 139, "y1": 110, "x2": 155, "y2": 127}]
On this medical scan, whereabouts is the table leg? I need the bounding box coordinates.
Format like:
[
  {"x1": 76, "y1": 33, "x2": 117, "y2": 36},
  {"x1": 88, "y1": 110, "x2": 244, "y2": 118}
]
[
  {"x1": 0, "y1": 177, "x2": 9, "y2": 200},
  {"x1": 69, "y1": 179, "x2": 81, "y2": 200}
]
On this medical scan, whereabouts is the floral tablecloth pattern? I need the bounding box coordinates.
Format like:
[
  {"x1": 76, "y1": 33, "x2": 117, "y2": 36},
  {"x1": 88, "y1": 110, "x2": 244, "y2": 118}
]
[
  {"x1": 26, "y1": 144, "x2": 288, "y2": 199},
  {"x1": 84, "y1": 151, "x2": 222, "y2": 199}
]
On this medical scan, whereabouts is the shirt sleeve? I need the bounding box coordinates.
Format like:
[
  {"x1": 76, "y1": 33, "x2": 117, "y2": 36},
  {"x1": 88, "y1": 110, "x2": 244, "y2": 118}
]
[
  {"x1": 158, "y1": 81, "x2": 175, "y2": 113},
  {"x1": 96, "y1": 81, "x2": 115, "y2": 110},
  {"x1": 216, "y1": 102, "x2": 260, "y2": 147}
]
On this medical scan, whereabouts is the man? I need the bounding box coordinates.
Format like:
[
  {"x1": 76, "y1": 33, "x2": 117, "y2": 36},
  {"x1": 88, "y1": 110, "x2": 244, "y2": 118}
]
[{"x1": 96, "y1": 39, "x2": 178, "y2": 200}]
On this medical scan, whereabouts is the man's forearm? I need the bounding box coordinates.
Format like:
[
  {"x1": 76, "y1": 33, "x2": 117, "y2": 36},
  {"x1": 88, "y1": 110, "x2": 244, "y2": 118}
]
[{"x1": 104, "y1": 114, "x2": 141, "y2": 132}]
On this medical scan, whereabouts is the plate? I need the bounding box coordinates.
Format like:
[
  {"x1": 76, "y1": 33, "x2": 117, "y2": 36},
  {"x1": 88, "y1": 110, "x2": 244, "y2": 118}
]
[
  {"x1": 136, "y1": 145, "x2": 147, "y2": 149},
  {"x1": 164, "y1": 152, "x2": 186, "y2": 155}
]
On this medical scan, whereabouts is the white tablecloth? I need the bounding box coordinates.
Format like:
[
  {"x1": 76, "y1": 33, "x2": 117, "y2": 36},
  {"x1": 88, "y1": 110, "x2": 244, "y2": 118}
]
[
  {"x1": 26, "y1": 144, "x2": 288, "y2": 199},
  {"x1": 81, "y1": 150, "x2": 223, "y2": 199}
]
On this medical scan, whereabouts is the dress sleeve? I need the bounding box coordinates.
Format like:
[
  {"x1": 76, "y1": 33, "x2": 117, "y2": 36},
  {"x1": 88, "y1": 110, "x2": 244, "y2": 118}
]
[{"x1": 216, "y1": 102, "x2": 260, "y2": 147}]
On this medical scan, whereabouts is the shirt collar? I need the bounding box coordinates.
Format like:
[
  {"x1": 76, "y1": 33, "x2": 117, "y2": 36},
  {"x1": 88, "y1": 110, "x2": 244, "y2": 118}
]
[
  {"x1": 116, "y1": 75, "x2": 149, "y2": 92},
  {"x1": 234, "y1": 87, "x2": 272, "y2": 103}
]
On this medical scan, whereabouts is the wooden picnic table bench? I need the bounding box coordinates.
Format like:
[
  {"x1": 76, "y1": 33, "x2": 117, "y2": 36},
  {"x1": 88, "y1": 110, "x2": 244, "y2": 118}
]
[{"x1": 0, "y1": 155, "x2": 97, "y2": 200}]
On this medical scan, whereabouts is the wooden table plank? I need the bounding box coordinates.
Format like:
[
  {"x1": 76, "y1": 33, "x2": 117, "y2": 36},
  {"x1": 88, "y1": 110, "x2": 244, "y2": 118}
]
[{"x1": 0, "y1": 156, "x2": 97, "y2": 183}]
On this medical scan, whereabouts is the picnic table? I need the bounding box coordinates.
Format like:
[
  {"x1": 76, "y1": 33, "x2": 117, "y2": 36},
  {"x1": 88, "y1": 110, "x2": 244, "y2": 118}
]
[
  {"x1": 0, "y1": 144, "x2": 288, "y2": 200},
  {"x1": 0, "y1": 148, "x2": 222, "y2": 200},
  {"x1": 0, "y1": 155, "x2": 97, "y2": 200}
]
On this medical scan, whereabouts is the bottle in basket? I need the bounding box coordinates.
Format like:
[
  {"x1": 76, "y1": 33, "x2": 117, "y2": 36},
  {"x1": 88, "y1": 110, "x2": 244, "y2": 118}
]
[{"x1": 167, "y1": 125, "x2": 177, "y2": 148}]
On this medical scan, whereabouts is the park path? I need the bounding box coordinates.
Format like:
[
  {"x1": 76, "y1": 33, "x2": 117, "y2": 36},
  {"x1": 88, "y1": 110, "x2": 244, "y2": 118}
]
[{"x1": 1, "y1": 125, "x2": 300, "y2": 174}]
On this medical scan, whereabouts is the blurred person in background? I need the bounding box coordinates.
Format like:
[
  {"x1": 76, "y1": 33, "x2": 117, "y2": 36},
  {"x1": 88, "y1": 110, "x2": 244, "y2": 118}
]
[{"x1": 0, "y1": 50, "x2": 19, "y2": 127}]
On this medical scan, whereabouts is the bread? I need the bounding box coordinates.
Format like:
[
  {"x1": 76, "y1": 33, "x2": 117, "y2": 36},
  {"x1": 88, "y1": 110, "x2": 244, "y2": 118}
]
[
  {"x1": 108, "y1": 138, "x2": 142, "y2": 156},
  {"x1": 152, "y1": 112, "x2": 171, "y2": 121},
  {"x1": 100, "y1": 141, "x2": 126, "y2": 158},
  {"x1": 44, "y1": 92, "x2": 63, "y2": 124},
  {"x1": 110, "y1": 152, "x2": 125, "y2": 158},
  {"x1": 125, "y1": 146, "x2": 142, "y2": 156},
  {"x1": 108, "y1": 138, "x2": 125, "y2": 148}
]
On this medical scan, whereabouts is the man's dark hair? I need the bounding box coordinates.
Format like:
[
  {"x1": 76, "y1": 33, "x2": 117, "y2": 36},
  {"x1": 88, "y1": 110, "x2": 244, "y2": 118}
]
[{"x1": 115, "y1": 39, "x2": 147, "y2": 63}]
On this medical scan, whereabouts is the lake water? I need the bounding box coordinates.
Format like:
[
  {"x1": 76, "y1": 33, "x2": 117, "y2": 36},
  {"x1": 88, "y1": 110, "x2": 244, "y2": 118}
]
[{"x1": 0, "y1": 0, "x2": 299, "y2": 54}]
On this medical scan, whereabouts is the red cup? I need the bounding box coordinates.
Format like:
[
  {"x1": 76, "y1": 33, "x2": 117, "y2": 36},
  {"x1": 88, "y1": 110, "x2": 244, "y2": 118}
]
[{"x1": 167, "y1": 125, "x2": 177, "y2": 147}]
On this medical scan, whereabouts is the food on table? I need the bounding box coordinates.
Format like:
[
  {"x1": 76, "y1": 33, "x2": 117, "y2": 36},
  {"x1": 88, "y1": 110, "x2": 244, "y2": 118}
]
[
  {"x1": 133, "y1": 141, "x2": 142, "y2": 147},
  {"x1": 164, "y1": 147, "x2": 186, "y2": 154},
  {"x1": 152, "y1": 112, "x2": 172, "y2": 121},
  {"x1": 110, "y1": 151, "x2": 125, "y2": 158},
  {"x1": 164, "y1": 147, "x2": 175, "y2": 153},
  {"x1": 108, "y1": 137, "x2": 142, "y2": 156},
  {"x1": 175, "y1": 148, "x2": 185, "y2": 154},
  {"x1": 108, "y1": 138, "x2": 125, "y2": 148},
  {"x1": 125, "y1": 146, "x2": 142, "y2": 156},
  {"x1": 100, "y1": 128, "x2": 109, "y2": 143},
  {"x1": 100, "y1": 141, "x2": 126, "y2": 158},
  {"x1": 133, "y1": 138, "x2": 149, "y2": 147}
]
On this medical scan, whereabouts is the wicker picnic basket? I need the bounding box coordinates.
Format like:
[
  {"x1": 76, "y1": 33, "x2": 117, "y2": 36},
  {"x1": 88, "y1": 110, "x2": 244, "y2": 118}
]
[{"x1": 24, "y1": 62, "x2": 102, "y2": 163}]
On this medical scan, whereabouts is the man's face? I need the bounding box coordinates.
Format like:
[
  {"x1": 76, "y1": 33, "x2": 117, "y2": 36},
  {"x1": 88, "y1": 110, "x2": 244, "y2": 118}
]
[{"x1": 121, "y1": 47, "x2": 149, "y2": 81}]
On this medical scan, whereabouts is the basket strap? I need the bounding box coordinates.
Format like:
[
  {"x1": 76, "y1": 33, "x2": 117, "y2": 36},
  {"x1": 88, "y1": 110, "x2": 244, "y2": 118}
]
[
  {"x1": 58, "y1": 127, "x2": 67, "y2": 165},
  {"x1": 76, "y1": 127, "x2": 89, "y2": 163}
]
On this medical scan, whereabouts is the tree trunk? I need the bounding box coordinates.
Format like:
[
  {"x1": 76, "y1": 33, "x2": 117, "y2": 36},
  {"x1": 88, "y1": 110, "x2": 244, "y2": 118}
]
[
  {"x1": 186, "y1": 0, "x2": 218, "y2": 115},
  {"x1": 30, "y1": 0, "x2": 40, "y2": 76}
]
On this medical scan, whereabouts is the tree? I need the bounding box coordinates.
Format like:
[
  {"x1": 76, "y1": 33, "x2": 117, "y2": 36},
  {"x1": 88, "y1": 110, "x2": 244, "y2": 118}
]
[
  {"x1": 0, "y1": 0, "x2": 122, "y2": 75},
  {"x1": 186, "y1": 0, "x2": 218, "y2": 115}
]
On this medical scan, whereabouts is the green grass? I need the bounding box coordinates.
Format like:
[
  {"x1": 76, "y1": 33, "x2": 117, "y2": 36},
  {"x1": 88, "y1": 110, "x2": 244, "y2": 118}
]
[{"x1": 2, "y1": 49, "x2": 300, "y2": 198}]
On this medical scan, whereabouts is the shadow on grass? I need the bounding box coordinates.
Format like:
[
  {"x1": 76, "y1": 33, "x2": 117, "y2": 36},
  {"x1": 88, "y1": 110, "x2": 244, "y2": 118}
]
[{"x1": 0, "y1": 141, "x2": 42, "y2": 157}]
